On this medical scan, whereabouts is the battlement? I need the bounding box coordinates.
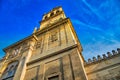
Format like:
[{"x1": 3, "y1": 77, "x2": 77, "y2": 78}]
[{"x1": 84, "y1": 48, "x2": 120, "y2": 66}]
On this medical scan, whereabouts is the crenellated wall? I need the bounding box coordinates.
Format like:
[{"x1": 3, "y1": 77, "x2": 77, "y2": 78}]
[
  {"x1": 84, "y1": 48, "x2": 120, "y2": 80},
  {"x1": 85, "y1": 48, "x2": 120, "y2": 65},
  {"x1": 0, "y1": 6, "x2": 120, "y2": 80}
]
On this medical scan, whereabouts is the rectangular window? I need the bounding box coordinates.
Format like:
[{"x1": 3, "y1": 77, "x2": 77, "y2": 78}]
[{"x1": 48, "y1": 75, "x2": 59, "y2": 80}]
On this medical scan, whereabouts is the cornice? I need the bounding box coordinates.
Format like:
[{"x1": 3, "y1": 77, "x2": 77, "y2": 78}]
[
  {"x1": 3, "y1": 18, "x2": 69, "y2": 53},
  {"x1": 3, "y1": 35, "x2": 37, "y2": 53},
  {"x1": 36, "y1": 18, "x2": 70, "y2": 36},
  {"x1": 27, "y1": 44, "x2": 78, "y2": 65}
]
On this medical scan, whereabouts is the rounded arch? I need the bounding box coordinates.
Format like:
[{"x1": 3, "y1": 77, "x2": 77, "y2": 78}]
[
  {"x1": 50, "y1": 12, "x2": 54, "y2": 17},
  {"x1": 56, "y1": 10, "x2": 60, "y2": 13},
  {"x1": 44, "y1": 15, "x2": 48, "y2": 19},
  {"x1": 7, "y1": 60, "x2": 19, "y2": 65},
  {"x1": 9, "y1": 65, "x2": 14, "y2": 71}
]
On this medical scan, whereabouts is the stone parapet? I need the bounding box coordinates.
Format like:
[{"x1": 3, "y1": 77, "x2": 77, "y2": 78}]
[{"x1": 84, "y1": 48, "x2": 120, "y2": 66}]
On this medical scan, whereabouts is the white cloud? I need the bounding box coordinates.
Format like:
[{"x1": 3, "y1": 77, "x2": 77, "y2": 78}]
[
  {"x1": 72, "y1": 19, "x2": 103, "y2": 31},
  {"x1": 82, "y1": 40, "x2": 120, "y2": 61},
  {"x1": 82, "y1": 0, "x2": 104, "y2": 20}
]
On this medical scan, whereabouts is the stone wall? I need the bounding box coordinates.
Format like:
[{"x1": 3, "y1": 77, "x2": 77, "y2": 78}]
[
  {"x1": 24, "y1": 48, "x2": 87, "y2": 80},
  {"x1": 85, "y1": 48, "x2": 120, "y2": 80}
]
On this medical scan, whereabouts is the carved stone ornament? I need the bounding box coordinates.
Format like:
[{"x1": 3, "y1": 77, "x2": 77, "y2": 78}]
[
  {"x1": 20, "y1": 42, "x2": 30, "y2": 52},
  {"x1": 8, "y1": 48, "x2": 20, "y2": 59},
  {"x1": 50, "y1": 32, "x2": 58, "y2": 43},
  {"x1": 36, "y1": 41, "x2": 41, "y2": 48}
]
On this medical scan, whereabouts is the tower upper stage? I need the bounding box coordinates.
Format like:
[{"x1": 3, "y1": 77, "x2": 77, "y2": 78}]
[{"x1": 39, "y1": 6, "x2": 66, "y2": 30}]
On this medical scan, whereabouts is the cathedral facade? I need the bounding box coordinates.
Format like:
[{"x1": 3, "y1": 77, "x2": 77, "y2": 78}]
[{"x1": 0, "y1": 7, "x2": 120, "y2": 80}]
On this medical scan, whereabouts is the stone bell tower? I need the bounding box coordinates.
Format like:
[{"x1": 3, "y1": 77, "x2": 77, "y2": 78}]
[
  {"x1": 24, "y1": 6, "x2": 87, "y2": 80},
  {"x1": 0, "y1": 6, "x2": 88, "y2": 80}
]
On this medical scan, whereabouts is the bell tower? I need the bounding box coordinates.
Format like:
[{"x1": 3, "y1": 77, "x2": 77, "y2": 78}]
[
  {"x1": 0, "y1": 6, "x2": 88, "y2": 80},
  {"x1": 24, "y1": 6, "x2": 88, "y2": 80},
  {"x1": 39, "y1": 7, "x2": 66, "y2": 30}
]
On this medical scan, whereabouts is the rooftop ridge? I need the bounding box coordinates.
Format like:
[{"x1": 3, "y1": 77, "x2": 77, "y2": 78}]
[{"x1": 84, "y1": 48, "x2": 120, "y2": 66}]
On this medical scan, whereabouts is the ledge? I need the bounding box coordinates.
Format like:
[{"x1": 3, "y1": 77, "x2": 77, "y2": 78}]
[
  {"x1": 27, "y1": 44, "x2": 77, "y2": 65},
  {"x1": 86, "y1": 62, "x2": 120, "y2": 75}
]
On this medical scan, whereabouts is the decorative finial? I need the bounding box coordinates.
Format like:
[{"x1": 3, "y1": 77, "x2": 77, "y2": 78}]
[
  {"x1": 33, "y1": 27, "x2": 37, "y2": 33},
  {"x1": 88, "y1": 58, "x2": 92, "y2": 63},
  {"x1": 112, "y1": 50, "x2": 117, "y2": 55},
  {"x1": 102, "y1": 54, "x2": 107, "y2": 59},
  {"x1": 93, "y1": 57, "x2": 97, "y2": 62},
  {"x1": 97, "y1": 55, "x2": 102, "y2": 60},
  {"x1": 107, "y1": 52, "x2": 112, "y2": 57},
  {"x1": 117, "y1": 48, "x2": 120, "y2": 54}
]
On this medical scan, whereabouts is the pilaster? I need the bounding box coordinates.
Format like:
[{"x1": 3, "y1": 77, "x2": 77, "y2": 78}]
[{"x1": 13, "y1": 37, "x2": 37, "y2": 80}]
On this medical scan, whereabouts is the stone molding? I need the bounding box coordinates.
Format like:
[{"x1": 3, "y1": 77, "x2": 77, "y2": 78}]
[{"x1": 27, "y1": 44, "x2": 77, "y2": 65}]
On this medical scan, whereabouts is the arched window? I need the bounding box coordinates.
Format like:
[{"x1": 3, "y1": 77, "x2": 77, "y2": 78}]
[
  {"x1": 7, "y1": 65, "x2": 14, "y2": 77},
  {"x1": 9, "y1": 65, "x2": 14, "y2": 71},
  {"x1": 44, "y1": 16, "x2": 48, "y2": 19},
  {"x1": 56, "y1": 10, "x2": 60, "y2": 13},
  {"x1": 50, "y1": 12, "x2": 54, "y2": 17},
  {"x1": 1, "y1": 61, "x2": 19, "y2": 80}
]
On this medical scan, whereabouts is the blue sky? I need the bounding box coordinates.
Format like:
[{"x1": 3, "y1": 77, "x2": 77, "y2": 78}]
[{"x1": 0, "y1": 0, "x2": 120, "y2": 60}]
